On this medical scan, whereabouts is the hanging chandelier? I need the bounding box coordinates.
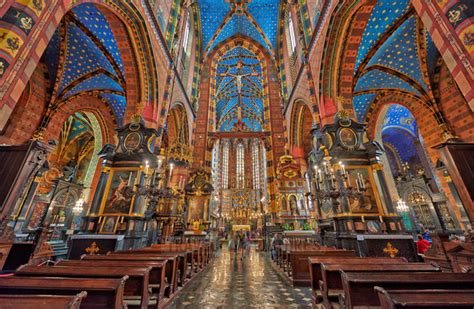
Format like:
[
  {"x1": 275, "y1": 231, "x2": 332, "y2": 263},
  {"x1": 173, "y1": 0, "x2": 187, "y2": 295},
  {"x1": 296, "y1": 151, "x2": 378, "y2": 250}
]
[
  {"x1": 408, "y1": 191, "x2": 426, "y2": 205},
  {"x1": 396, "y1": 199, "x2": 409, "y2": 213}
]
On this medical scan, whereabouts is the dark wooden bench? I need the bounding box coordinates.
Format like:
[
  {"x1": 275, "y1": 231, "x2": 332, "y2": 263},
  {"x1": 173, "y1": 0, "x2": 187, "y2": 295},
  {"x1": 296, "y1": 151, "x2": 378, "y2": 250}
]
[
  {"x1": 309, "y1": 256, "x2": 407, "y2": 304},
  {"x1": 341, "y1": 272, "x2": 474, "y2": 308},
  {"x1": 289, "y1": 249, "x2": 356, "y2": 286},
  {"x1": 0, "y1": 292, "x2": 87, "y2": 309},
  {"x1": 83, "y1": 253, "x2": 178, "y2": 297},
  {"x1": 56, "y1": 259, "x2": 167, "y2": 307},
  {"x1": 320, "y1": 263, "x2": 440, "y2": 309},
  {"x1": 150, "y1": 245, "x2": 201, "y2": 272},
  {"x1": 0, "y1": 276, "x2": 126, "y2": 309},
  {"x1": 112, "y1": 249, "x2": 189, "y2": 284},
  {"x1": 16, "y1": 265, "x2": 150, "y2": 309},
  {"x1": 374, "y1": 287, "x2": 474, "y2": 309}
]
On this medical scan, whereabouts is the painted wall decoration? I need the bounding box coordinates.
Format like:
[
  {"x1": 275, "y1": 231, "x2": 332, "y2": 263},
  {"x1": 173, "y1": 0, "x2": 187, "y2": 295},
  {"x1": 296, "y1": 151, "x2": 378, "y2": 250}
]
[
  {"x1": 437, "y1": 0, "x2": 473, "y2": 55},
  {"x1": 0, "y1": 0, "x2": 46, "y2": 79}
]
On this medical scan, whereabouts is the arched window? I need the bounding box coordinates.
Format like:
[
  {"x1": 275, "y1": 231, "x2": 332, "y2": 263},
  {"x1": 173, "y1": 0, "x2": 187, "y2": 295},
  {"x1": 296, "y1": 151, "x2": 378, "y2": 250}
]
[
  {"x1": 222, "y1": 141, "x2": 229, "y2": 189},
  {"x1": 182, "y1": 13, "x2": 190, "y2": 52},
  {"x1": 288, "y1": 13, "x2": 297, "y2": 54},
  {"x1": 252, "y1": 140, "x2": 261, "y2": 190},
  {"x1": 236, "y1": 142, "x2": 245, "y2": 188},
  {"x1": 212, "y1": 139, "x2": 220, "y2": 188}
]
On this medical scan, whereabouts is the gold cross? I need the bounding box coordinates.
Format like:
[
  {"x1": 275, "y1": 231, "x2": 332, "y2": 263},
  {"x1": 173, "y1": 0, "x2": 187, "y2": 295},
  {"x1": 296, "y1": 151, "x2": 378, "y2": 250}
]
[
  {"x1": 85, "y1": 242, "x2": 100, "y2": 255},
  {"x1": 383, "y1": 242, "x2": 399, "y2": 258}
]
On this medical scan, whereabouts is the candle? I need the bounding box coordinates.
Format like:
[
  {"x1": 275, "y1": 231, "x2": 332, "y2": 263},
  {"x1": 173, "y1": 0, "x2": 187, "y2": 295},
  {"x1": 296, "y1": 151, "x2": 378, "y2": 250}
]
[
  {"x1": 347, "y1": 173, "x2": 352, "y2": 188},
  {"x1": 168, "y1": 163, "x2": 174, "y2": 186},
  {"x1": 355, "y1": 178, "x2": 360, "y2": 191},
  {"x1": 127, "y1": 172, "x2": 132, "y2": 186},
  {"x1": 361, "y1": 216, "x2": 365, "y2": 223},
  {"x1": 379, "y1": 215, "x2": 383, "y2": 223}
]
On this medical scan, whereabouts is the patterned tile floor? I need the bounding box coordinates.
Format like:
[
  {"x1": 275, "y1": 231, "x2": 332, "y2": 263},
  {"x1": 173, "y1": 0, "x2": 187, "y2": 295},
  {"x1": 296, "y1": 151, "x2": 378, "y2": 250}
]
[{"x1": 166, "y1": 248, "x2": 312, "y2": 308}]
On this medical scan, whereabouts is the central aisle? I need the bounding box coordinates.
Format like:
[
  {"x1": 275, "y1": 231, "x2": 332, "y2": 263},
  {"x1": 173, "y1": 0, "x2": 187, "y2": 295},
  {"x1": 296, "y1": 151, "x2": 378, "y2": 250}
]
[{"x1": 166, "y1": 248, "x2": 312, "y2": 308}]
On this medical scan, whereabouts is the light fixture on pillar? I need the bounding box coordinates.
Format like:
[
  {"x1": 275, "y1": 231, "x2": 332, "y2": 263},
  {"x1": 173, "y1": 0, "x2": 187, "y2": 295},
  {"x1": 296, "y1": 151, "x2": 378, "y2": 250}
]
[{"x1": 396, "y1": 199, "x2": 408, "y2": 213}]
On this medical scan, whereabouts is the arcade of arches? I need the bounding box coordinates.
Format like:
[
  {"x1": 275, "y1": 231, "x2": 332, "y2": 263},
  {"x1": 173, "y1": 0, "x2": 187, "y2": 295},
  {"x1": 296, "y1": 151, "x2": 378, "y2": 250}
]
[{"x1": 0, "y1": 0, "x2": 473, "y2": 307}]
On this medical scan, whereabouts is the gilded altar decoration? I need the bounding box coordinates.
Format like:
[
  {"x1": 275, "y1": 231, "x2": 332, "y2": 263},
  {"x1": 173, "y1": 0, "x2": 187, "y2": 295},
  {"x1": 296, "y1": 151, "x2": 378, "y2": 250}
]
[
  {"x1": 276, "y1": 154, "x2": 301, "y2": 180},
  {"x1": 167, "y1": 139, "x2": 192, "y2": 165},
  {"x1": 185, "y1": 168, "x2": 213, "y2": 197},
  {"x1": 85, "y1": 242, "x2": 100, "y2": 255},
  {"x1": 383, "y1": 242, "x2": 399, "y2": 258}
]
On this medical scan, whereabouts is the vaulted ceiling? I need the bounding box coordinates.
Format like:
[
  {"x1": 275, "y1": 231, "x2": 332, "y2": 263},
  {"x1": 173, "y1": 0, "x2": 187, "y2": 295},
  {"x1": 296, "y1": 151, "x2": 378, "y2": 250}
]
[
  {"x1": 198, "y1": 0, "x2": 279, "y2": 55},
  {"x1": 382, "y1": 104, "x2": 419, "y2": 164},
  {"x1": 215, "y1": 47, "x2": 264, "y2": 132},
  {"x1": 43, "y1": 3, "x2": 127, "y2": 126},
  {"x1": 352, "y1": 0, "x2": 440, "y2": 122}
]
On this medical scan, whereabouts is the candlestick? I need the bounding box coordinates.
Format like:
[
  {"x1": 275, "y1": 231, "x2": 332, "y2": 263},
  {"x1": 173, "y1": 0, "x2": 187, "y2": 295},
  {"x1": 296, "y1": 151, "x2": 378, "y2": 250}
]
[
  {"x1": 168, "y1": 163, "x2": 174, "y2": 186},
  {"x1": 145, "y1": 160, "x2": 149, "y2": 174}
]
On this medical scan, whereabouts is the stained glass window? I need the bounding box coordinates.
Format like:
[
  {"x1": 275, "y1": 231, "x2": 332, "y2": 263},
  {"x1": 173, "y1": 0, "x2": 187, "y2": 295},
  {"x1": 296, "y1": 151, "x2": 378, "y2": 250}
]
[
  {"x1": 236, "y1": 142, "x2": 245, "y2": 188},
  {"x1": 222, "y1": 141, "x2": 229, "y2": 189},
  {"x1": 182, "y1": 14, "x2": 190, "y2": 52},
  {"x1": 288, "y1": 14, "x2": 297, "y2": 54},
  {"x1": 252, "y1": 140, "x2": 261, "y2": 190}
]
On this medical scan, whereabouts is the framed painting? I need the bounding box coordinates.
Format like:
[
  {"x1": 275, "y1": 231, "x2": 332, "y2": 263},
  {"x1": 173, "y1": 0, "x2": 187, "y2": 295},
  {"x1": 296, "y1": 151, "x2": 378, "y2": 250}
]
[
  {"x1": 100, "y1": 216, "x2": 118, "y2": 234},
  {"x1": 346, "y1": 166, "x2": 382, "y2": 214},
  {"x1": 101, "y1": 168, "x2": 139, "y2": 215}
]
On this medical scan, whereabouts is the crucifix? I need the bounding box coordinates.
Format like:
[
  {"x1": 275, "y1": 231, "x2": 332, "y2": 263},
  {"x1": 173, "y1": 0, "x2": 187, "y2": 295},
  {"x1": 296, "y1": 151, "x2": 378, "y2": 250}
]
[{"x1": 217, "y1": 59, "x2": 259, "y2": 129}]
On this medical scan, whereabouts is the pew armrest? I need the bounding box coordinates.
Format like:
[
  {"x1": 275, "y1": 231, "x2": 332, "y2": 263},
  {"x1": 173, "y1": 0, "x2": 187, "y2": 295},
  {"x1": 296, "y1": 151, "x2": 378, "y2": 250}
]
[{"x1": 338, "y1": 293, "x2": 346, "y2": 309}]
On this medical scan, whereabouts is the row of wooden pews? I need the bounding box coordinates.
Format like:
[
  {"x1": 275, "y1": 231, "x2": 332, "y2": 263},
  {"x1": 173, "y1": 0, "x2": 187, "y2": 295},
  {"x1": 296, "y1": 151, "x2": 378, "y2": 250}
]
[
  {"x1": 307, "y1": 253, "x2": 474, "y2": 308},
  {"x1": 272, "y1": 243, "x2": 356, "y2": 286},
  {"x1": 0, "y1": 242, "x2": 213, "y2": 308}
]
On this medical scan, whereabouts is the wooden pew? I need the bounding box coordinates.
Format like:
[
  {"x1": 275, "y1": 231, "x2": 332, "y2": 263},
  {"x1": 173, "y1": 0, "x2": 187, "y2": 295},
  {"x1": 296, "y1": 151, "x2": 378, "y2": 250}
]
[
  {"x1": 15, "y1": 265, "x2": 151, "y2": 309},
  {"x1": 150, "y1": 245, "x2": 201, "y2": 272},
  {"x1": 374, "y1": 287, "x2": 474, "y2": 309},
  {"x1": 320, "y1": 263, "x2": 440, "y2": 309},
  {"x1": 288, "y1": 249, "x2": 356, "y2": 286},
  {"x1": 341, "y1": 272, "x2": 474, "y2": 309},
  {"x1": 0, "y1": 292, "x2": 87, "y2": 309},
  {"x1": 57, "y1": 259, "x2": 167, "y2": 307},
  {"x1": 112, "y1": 249, "x2": 189, "y2": 284},
  {"x1": 309, "y1": 257, "x2": 407, "y2": 305},
  {"x1": 0, "y1": 276, "x2": 126, "y2": 309},
  {"x1": 98, "y1": 250, "x2": 182, "y2": 297}
]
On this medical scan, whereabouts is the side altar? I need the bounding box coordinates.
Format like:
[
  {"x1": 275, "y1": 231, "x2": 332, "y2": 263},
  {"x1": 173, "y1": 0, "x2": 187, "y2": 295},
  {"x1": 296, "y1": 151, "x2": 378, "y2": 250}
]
[
  {"x1": 81, "y1": 116, "x2": 161, "y2": 249},
  {"x1": 308, "y1": 112, "x2": 416, "y2": 261}
]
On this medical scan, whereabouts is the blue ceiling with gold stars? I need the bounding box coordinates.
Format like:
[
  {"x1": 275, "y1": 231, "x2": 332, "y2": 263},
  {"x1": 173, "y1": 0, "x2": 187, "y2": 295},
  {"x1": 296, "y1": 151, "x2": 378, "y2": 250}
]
[
  {"x1": 198, "y1": 0, "x2": 279, "y2": 54},
  {"x1": 42, "y1": 3, "x2": 126, "y2": 126},
  {"x1": 382, "y1": 104, "x2": 419, "y2": 164},
  {"x1": 355, "y1": 0, "x2": 411, "y2": 71},
  {"x1": 352, "y1": 0, "x2": 437, "y2": 122},
  {"x1": 215, "y1": 47, "x2": 264, "y2": 132},
  {"x1": 382, "y1": 104, "x2": 417, "y2": 136}
]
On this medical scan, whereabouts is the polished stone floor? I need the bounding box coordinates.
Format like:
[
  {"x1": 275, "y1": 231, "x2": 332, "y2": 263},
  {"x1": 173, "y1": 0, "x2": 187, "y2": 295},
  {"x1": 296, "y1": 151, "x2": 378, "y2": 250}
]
[{"x1": 166, "y1": 247, "x2": 312, "y2": 308}]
